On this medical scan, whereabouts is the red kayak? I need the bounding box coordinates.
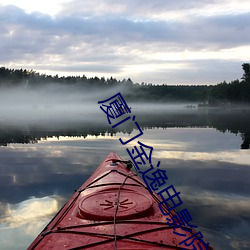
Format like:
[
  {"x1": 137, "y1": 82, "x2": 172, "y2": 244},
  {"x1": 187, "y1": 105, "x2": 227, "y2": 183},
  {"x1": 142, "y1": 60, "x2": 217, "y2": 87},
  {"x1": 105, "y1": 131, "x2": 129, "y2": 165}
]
[{"x1": 28, "y1": 152, "x2": 213, "y2": 249}]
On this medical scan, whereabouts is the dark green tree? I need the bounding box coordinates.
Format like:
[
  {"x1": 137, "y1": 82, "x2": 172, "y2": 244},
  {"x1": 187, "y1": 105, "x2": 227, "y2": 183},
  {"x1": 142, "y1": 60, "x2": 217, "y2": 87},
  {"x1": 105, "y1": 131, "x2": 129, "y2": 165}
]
[{"x1": 242, "y1": 63, "x2": 250, "y2": 82}]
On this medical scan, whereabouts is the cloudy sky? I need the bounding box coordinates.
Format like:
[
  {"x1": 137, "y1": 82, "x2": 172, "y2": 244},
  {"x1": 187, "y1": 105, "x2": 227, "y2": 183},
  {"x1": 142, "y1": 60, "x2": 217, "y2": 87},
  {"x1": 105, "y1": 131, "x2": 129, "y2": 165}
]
[{"x1": 0, "y1": 0, "x2": 250, "y2": 85}]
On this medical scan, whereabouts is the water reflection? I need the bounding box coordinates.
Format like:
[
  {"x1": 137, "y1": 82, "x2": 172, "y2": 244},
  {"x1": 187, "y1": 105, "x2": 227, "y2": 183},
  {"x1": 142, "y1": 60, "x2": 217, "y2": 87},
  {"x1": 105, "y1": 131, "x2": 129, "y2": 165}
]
[
  {"x1": 0, "y1": 107, "x2": 250, "y2": 149},
  {"x1": 0, "y1": 108, "x2": 250, "y2": 249},
  {"x1": 0, "y1": 196, "x2": 59, "y2": 228},
  {"x1": 0, "y1": 196, "x2": 62, "y2": 250}
]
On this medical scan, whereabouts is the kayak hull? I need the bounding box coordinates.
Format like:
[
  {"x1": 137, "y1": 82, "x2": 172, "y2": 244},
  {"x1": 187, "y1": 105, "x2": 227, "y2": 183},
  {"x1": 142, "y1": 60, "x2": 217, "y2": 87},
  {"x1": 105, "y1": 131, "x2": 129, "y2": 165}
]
[{"x1": 28, "y1": 152, "x2": 212, "y2": 249}]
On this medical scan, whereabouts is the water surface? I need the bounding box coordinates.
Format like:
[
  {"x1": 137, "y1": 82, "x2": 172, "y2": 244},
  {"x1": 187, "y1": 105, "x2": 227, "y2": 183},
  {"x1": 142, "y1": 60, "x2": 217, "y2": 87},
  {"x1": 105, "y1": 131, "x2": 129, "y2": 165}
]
[{"x1": 0, "y1": 105, "x2": 250, "y2": 249}]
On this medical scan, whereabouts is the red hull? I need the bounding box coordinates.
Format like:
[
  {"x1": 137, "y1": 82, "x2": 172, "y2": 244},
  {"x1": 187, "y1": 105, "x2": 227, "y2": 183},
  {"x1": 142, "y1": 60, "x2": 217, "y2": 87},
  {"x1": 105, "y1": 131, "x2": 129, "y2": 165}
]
[{"x1": 28, "y1": 152, "x2": 213, "y2": 249}]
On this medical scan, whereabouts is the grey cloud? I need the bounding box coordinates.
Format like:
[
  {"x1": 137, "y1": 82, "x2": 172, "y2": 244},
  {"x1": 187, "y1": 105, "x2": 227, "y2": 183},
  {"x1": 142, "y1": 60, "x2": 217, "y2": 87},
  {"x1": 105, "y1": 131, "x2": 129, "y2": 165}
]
[
  {"x1": 0, "y1": 3, "x2": 249, "y2": 83},
  {"x1": 59, "y1": 0, "x2": 216, "y2": 18},
  {"x1": 133, "y1": 59, "x2": 244, "y2": 84},
  {"x1": 184, "y1": 13, "x2": 250, "y2": 49},
  {"x1": 1, "y1": 4, "x2": 249, "y2": 50},
  {"x1": 38, "y1": 64, "x2": 121, "y2": 74}
]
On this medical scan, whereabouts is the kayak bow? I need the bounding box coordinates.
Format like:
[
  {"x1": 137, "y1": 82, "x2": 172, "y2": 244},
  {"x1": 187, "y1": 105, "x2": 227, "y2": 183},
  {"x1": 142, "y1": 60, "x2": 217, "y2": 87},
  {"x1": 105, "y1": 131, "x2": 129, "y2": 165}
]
[{"x1": 28, "y1": 152, "x2": 213, "y2": 249}]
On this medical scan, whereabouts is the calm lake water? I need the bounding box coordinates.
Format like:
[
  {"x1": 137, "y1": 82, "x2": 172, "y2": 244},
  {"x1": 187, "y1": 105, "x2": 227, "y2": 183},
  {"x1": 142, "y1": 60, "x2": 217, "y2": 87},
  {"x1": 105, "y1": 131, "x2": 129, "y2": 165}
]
[{"x1": 0, "y1": 104, "x2": 250, "y2": 250}]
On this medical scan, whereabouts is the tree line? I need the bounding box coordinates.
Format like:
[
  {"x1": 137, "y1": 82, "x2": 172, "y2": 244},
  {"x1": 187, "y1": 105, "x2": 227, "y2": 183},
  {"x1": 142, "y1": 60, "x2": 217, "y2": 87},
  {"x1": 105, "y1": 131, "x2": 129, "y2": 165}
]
[
  {"x1": 208, "y1": 63, "x2": 250, "y2": 105},
  {"x1": 0, "y1": 63, "x2": 249, "y2": 104},
  {"x1": 1, "y1": 109, "x2": 249, "y2": 148}
]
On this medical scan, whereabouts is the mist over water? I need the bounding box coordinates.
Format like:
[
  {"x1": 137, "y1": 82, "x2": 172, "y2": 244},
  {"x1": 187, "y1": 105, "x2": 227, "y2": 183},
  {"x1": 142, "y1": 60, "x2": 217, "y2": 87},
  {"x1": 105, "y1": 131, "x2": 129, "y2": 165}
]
[
  {"x1": 0, "y1": 84, "x2": 250, "y2": 150},
  {"x1": 0, "y1": 84, "x2": 198, "y2": 124},
  {"x1": 0, "y1": 85, "x2": 97, "y2": 121},
  {"x1": 0, "y1": 84, "x2": 250, "y2": 249},
  {"x1": 0, "y1": 84, "x2": 250, "y2": 148}
]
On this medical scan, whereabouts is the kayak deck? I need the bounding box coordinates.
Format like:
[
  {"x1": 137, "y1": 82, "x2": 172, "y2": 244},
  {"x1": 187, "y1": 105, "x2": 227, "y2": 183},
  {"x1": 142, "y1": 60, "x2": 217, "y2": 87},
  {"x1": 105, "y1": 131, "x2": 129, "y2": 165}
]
[{"x1": 28, "y1": 152, "x2": 213, "y2": 249}]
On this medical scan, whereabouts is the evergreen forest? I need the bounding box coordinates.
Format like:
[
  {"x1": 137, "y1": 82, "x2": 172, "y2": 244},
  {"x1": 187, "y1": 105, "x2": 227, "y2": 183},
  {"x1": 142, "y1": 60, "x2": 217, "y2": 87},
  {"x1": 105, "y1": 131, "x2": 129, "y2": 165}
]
[{"x1": 0, "y1": 63, "x2": 250, "y2": 105}]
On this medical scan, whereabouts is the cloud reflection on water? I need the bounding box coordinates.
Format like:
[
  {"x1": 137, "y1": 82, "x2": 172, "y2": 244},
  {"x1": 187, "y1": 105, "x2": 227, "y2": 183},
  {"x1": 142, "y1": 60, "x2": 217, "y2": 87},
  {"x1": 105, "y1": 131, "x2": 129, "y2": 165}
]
[
  {"x1": 0, "y1": 127, "x2": 249, "y2": 249},
  {"x1": 156, "y1": 150, "x2": 250, "y2": 166},
  {"x1": 181, "y1": 189, "x2": 250, "y2": 250},
  {"x1": 0, "y1": 196, "x2": 62, "y2": 250},
  {"x1": 0, "y1": 196, "x2": 59, "y2": 228}
]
